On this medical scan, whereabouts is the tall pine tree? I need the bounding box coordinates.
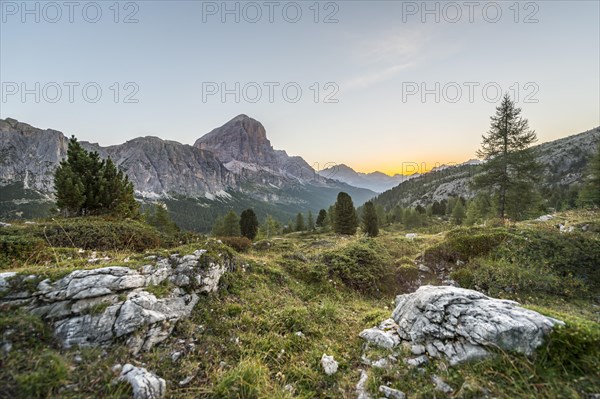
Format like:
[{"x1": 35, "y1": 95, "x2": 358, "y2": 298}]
[
  {"x1": 316, "y1": 209, "x2": 328, "y2": 227},
  {"x1": 295, "y1": 212, "x2": 305, "y2": 232},
  {"x1": 54, "y1": 136, "x2": 139, "y2": 218},
  {"x1": 240, "y1": 209, "x2": 259, "y2": 240},
  {"x1": 474, "y1": 94, "x2": 539, "y2": 220},
  {"x1": 333, "y1": 192, "x2": 358, "y2": 235},
  {"x1": 307, "y1": 210, "x2": 315, "y2": 231},
  {"x1": 362, "y1": 201, "x2": 379, "y2": 237}
]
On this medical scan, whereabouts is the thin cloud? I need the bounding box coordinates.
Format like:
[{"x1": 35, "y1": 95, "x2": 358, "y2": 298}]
[{"x1": 343, "y1": 26, "x2": 445, "y2": 91}]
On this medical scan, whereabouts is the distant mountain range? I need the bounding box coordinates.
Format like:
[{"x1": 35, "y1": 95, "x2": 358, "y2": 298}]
[
  {"x1": 0, "y1": 115, "x2": 375, "y2": 231},
  {"x1": 317, "y1": 164, "x2": 410, "y2": 193},
  {"x1": 371, "y1": 127, "x2": 600, "y2": 210}
]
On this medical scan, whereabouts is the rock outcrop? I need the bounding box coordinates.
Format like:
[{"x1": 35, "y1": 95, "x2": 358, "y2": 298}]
[
  {"x1": 360, "y1": 285, "x2": 563, "y2": 365},
  {"x1": 0, "y1": 249, "x2": 234, "y2": 353}
]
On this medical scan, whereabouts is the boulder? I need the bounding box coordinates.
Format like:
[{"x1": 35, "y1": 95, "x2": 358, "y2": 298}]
[
  {"x1": 0, "y1": 250, "x2": 234, "y2": 353},
  {"x1": 321, "y1": 354, "x2": 338, "y2": 375},
  {"x1": 391, "y1": 285, "x2": 563, "y2": 364},
  {"x1": 359, "y1": 327, "x2": 400, "y2": 349},
  {"x1": 118, "y1": 364, "x2": 166, "y2": 399},
  {"x1": 379, "y1": 385, "x2": 406, "y2": 399}
]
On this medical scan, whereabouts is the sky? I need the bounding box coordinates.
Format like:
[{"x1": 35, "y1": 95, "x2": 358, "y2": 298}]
[{"x1": 1, "y1": 0, "x2": 599, "y2": 175}]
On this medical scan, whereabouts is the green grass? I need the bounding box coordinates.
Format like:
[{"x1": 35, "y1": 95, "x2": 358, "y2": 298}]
[{"x1": 0, "y1": 210, "x2": 599, "y2": 398}]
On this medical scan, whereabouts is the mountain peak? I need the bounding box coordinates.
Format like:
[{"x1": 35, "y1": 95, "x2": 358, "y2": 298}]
[{"x1": 194, "y1": 115, "x2": 272, "y2": 164}]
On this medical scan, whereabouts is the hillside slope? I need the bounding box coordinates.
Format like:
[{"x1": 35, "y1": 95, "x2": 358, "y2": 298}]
[{"x1": 373, "y1": 127, "x2": 600, "y2": 209}]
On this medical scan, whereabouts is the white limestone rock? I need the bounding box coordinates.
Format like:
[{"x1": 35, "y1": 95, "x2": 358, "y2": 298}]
[
  {"x1": 118, "y1": 364, "x2": 166, "y2": 399},
  {"x1": 392, "y1": 285, "x2": 563, "y2": 365},
  {"x1": 320, "y1": 354, "x2": 338, "y2": 375}
]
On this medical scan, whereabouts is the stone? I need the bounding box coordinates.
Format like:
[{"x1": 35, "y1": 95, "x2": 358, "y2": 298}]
[
  {"x1": 356, "y1": 369, "x2": 371, "y2": 399},
  {"x1": 178, "y1": 375, "x2": 194, "y2": 386},
  {"x1": 320, "y1": 354, "x2": 338, "y2": 375},
  {"x1": 411, "y1": 344, "x2": 426, "y2": 355},
  {"x1": 359, "y1": 327, "x2": 400, "y2": 349},
  {"x1": 0, "y1": 250, "x2": 232, "y2": 353},
  {"x1": 405, "y1": 355, "x2": 429, "y2": 368},
  {"x1": 0, "y1": 272, "x2": 17, "y2": 293},
  {"x1": 431, "y1": 375, "x2": 453, "y2": 394},
  {"x1": 118, "y1": 364, "x2": 166, "y2": 399},
  {"x1": 391, "y1": 286, "x2": 563, "y2": 365},
  {"x1": 379, "y1": 385, "x2": 406, "y2": 399},
  {"x1": 536, "y1": 214, "x2": 554, "y2": 222},
  {"x1": 418, "y1": 264, "x2": 432, "y2": 273}
]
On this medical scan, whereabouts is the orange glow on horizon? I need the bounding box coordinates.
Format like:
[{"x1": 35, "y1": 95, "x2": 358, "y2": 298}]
[{"x1": 352, "y1": 160, "x2": 465, "y2": 176}]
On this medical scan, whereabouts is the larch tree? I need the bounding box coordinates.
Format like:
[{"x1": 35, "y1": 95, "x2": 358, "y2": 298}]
[{"x1": 474, "y1": 94, "x2": 539, "y2": 220}]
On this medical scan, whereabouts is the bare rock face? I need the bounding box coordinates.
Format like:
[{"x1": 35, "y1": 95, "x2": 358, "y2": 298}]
[
  {"x1": 0, "y1": 250, "x2": 234, "y2": 354},
  {"x1": 0, "y1": 118, "x2": 68, "y2": 192},
  {"x1": 360, "y1": 285, "x2": 563, "y2": 365},
  {"x1": 194, "y1": 114, "x2": 317, "y2": 183},
  {"x1": 0, "y1": 118, "x2": 237, "y2": 199}
]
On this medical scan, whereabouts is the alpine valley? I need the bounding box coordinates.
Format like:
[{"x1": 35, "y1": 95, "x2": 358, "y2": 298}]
[
  {"x1": 0, "y1": 115, "x2": 377, "y2": 231},
  {"x1": 1, "y1": 115, "x2": 598, "y2": 231}
]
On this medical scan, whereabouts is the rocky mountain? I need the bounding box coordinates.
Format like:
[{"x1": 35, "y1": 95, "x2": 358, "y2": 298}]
[
  {"x1": 0, "y1": 116, "x2": 376, "y2": 230},
  {"x1": 318, "y1": 163, "x2": 411, "y2": 193},
  {"x1": 194, "y1": 114, "x2": 317, "y2": 183},
  {"x1": 372, "y1": 127, "x2": 600, "y2": 210}
]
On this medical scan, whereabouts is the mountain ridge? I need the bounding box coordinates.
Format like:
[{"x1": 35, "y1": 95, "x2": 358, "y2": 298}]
[{"x1": 0, "y1": 116, "x2": 376, "y2": 230}]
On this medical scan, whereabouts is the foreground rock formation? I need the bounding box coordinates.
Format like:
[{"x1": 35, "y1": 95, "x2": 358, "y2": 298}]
[
  {"x1": 0, "y1": 249, "x2": 234, "y2": 354},
  {"x1": 361, "y1": 285, "x2": 563, "y2": 365}
]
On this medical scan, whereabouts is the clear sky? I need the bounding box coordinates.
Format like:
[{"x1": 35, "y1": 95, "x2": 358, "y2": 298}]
[{"x1": 1, "y1": 0, "x2": 599, "y2": 175}]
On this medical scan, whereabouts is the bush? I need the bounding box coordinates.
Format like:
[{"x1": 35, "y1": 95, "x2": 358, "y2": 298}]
[
  {"x1": 424, "y1": 227, "x2": 512, "y2": 263},
  {"x1": 321, "y1": 238, "x2": 395, "y2": 295},
  {"x1": 219, "y1": 236, "x2": 252, "y2": 252},
  {"x1": 30, "y1": 217, "x2": 162, "y2": 251},
  {"x1": 494, "y1": 230, "x2": 600, "y2": 293},
  {"x1": 450, "y1": 259, "x2": 587, "y2": 298},
  {"x1": 0, "y1": 228, "x2": 46, "y2": 269}
]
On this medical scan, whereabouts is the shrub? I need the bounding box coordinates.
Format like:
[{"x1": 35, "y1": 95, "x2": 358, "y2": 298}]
[
  {"x1": 451, "y1": 259, "x2": 587, "y2": 298},
  {"x1": 424, "y1": 227, "x2": 512, "y2": 263},
  {"x1": 0, "y1": 228, "x2": 46, "y2": 269},
  {"x1": 280, "y1": 258, "x2": 328, "y2": 285},
  {"x1": 30, "y1": 217, "x2": 162, "y2": 251},
  {"x1": 321, "y1": 238, "x2": 394, "y2": 295},
  {"x1": 219, "y1": 236, "x2": 252, "y2": 252},
  {"x1": 494, "y1": 230, "x2": 600, "y2": 293}
]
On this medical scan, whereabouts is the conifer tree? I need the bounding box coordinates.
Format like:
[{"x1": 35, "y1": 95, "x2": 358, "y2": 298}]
[
  {"x1": 212, "y1": 210, "x2": 240, "y2": 237},
  {"x1": 452, "y1": 199, "x2": 466, "y2": 225},
  {"x1": 295, "y1": 212, "x2": 305, "y2": 232},
  {"x1": 258, "y1": 215, "x2": 281, "y2": 238},
  {"x1": 316, "y1": 209, "x2": 327, "y2": 227},
  {"x1": 54, "y1": 136, "x2": 139, "y2": 218},
  {"x1": 147, "y1": 203, "x2": 179, "y2": 235},
  {"x1": 465, "y1": 193, "x2": 492, "y2": 225},
  {"x1": 240, "y1": 209, "x2": 259, "y2": 240},
  {"x1": 362, "y1": 201, "x2": 379, "y2": 237},
  {"x1": 474, "y1": 94, "x2": 539, "y2": 220},
  {"x1": 307, "y1": 210, "x2": 315, "y2": 231},
  {"x1": 579, "y1": 142, "x2": 600, "y2": 207},
  {"x1": 333, "y1": 192, "x2": 358, "y2": 235}
]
